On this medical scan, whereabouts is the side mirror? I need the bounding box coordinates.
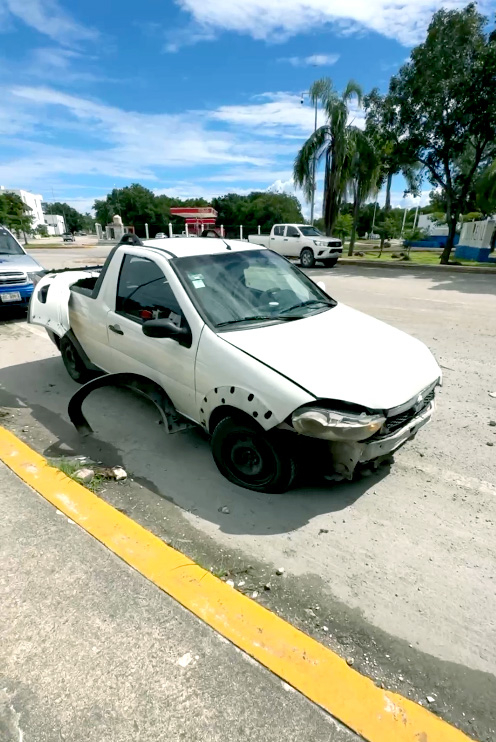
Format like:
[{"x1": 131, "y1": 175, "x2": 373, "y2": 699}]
[{"x1": 142, "y1": 318, "x2": 191, "y2": 346}]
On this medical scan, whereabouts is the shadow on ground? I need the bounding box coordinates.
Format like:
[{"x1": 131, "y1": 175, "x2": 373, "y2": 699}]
[{"x1": 0, "y1": 355, "x2": 385, "y2": 537}]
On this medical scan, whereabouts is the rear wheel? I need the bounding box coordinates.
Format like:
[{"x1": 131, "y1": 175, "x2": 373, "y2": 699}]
[
  {"x1": 211, "y1": 417, "x2": 296, "y2": 493},
  {"x1": 60, "y1": 336, "x2": 93, "y2": 384},
  {"x1": 322, "y1": 258, "x2": 338, "y2": 268},
  {"x1": 300, "y1": 248, "x2": 315, "y2": 268}
]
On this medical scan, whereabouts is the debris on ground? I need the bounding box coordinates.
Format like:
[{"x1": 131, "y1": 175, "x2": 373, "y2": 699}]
[
  {"x1": 218, "y1": 506, "x2": 230, "y2": 514},
  {"x1": 251, "y1": 591, "x2": 259, "y2": 599},
  {"x1": 74, "y1": 468, "x2": 95, "y2": 483},
  {"x1": 111, "y1": 466, "x2": 127, "y2": 481},
  {"x1": 275, "y1": 567, "x2": 285, "y2": 576},
  {"x1": 489, "y1": 392, "x2": 496, "y2": 398},
  {"x1": 318, "y1": 528, "x2": 329, "y2": 535},
  {"x1": 93, "y1": 466, "x2": 127, "y2": 481},
  {"x1": 226, "y1": 579, "x2": 235, "y2": 587},
  {"x1": 346, "y1": 657, "x2": 354, "y2": 666},
  {"x1": 489, "y1": 421, "x2": 496, "y2": 427},
  {"x1": 0, "y1": 409, "x2": 9, "y2": 418},
  {"x1": 176, "y1": 652, "x2": 193, "y2": 668},
  {"x1": 263, "y1": 583, "x2": 271, "y2": 591},
  {"x1": 426, "y1": 695, "x2": 436, "y2": 704},
  {"x1": 487, "y1": 442, "x2": 494, "y2": 447},
  {"x1": 304, "y1": 608, "x2": 316, "y2": 618}
]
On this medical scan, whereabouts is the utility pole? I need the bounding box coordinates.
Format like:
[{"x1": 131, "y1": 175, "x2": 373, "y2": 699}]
[{"x1": 301, "y1": 92, "x2": 318, "y2": 224}]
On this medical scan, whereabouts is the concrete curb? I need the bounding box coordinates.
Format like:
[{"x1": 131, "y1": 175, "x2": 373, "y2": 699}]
[{"x1": 337, "y1": 259, "x2": 496, "y2": 275}]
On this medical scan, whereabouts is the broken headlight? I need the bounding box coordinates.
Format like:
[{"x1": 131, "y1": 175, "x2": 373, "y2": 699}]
[{"x1": 292, "y1": 407, "x2": 385, "y2": 442}]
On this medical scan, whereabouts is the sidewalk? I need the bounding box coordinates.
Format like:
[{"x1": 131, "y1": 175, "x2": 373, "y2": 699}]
[{"x1": 0, "y1": 461, "x2": 357, "y2": 742}]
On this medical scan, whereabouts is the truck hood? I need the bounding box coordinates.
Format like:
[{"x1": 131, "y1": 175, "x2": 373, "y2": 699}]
[
  {"x1": 0, "y1": 253, "x2": 43, "y2": 272},
  {"x1": 221, "y1": 303, "x2": 441, "y2": 411}
]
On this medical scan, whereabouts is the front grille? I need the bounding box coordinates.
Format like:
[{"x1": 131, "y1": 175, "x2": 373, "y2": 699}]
[
  {"x1": 0, "y1": 272, "x2": 27, "y2": 285},
  {"x1": 327, "y1": 240, "x2": 342, "y2": 248},
  {"x1": 378, "y1": 387, "x2": 436, "y2": 437}
]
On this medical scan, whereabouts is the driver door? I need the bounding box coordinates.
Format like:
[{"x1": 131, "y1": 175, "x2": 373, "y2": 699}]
[
  {"x1": 283, "y1": 225, "x2": 301, "y2": 257},
  {"x1": 105, "y1": 252, "x2": 198, "y2": 419}
]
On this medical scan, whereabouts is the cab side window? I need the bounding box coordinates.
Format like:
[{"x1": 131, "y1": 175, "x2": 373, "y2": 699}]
[
  {"x1": 286, "y1": 226, "x2": 299, "y2": 237},
  {"x1": 273, "y1": 225, "x2": 284, "y2": 236},
  {"x1": 116, "y1": 255, "x2": 183, "y2": 325}
]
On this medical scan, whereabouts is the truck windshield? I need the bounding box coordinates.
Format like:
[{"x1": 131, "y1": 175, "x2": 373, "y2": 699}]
[
  {"x1": 0, "y1": 228, "x2": 24, "y2": 255},
  {"x1": 299, "y1": 226, "x2": 322, "y2": 237},
  {"x1": 173, "y1": 249, "x2": 336, "y2": 329}
]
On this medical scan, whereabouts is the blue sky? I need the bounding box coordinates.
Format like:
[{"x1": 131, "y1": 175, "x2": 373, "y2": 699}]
[{"x1": 1, "y1": 0, "x2": 492, "y2": 216}]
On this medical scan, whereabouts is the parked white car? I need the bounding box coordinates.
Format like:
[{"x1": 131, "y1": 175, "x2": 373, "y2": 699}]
[
  {"x1": 248, "y1": 223, "x2": 343, "y2": 268},
  {"x1": 29, "y1": 235, "x2": 440, "y2": 492}
]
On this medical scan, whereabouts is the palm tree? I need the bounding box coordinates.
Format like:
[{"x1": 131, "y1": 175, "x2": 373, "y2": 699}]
[
  {"x1": 294, "y1": 78, "x2": 363, "y2": 236},
  {"x1": 346, "y1": 132, "x2": 382, "y2": 255}
]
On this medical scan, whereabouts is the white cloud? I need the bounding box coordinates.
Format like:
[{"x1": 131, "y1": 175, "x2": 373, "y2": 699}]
[
  {"x1": 173, "y1": 0, "x2": 474, "y2": 47},
  {"x1": 211, "y1": 92, "x2": 365, "y2": 135},
  {"x1": 1, "y1": 0, "x2": 98, "y2": 46},
  {"x1": 279, "y1": 53, "x2": 340, "y2": 67}
]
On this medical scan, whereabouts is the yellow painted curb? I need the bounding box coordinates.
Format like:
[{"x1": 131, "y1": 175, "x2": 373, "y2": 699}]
[{"x1": 0, "y1": 425, "x2": 475, "y2": 742}]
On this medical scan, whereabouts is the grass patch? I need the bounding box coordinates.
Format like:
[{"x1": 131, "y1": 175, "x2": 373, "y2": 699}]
[
  {"x1": 51, "y1": 458, "x2": 104, "y2": 492},
  {"x1": 343, "y1": 250, "x2": 493, "y2": 268}
]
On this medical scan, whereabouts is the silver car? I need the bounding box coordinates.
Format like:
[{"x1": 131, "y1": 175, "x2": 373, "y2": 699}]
[{"x1": 0, "y1": 226, "x2": 45, "y2": 309}]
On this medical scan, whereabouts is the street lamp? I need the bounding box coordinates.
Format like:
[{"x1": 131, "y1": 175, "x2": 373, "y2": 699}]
[{"x1": 301, "y1": 91, "x2": 318, "y2": 225}]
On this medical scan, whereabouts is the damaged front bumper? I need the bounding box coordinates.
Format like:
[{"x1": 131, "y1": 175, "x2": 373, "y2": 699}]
[{"x1": 328, "y1": 401, "x2": 434, "y2": 479}]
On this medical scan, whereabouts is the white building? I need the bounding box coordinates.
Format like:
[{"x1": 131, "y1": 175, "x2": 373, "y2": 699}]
[
  {"x1": 0, "y1": 186, "x2": 45, "y2": 229},
  {"x1": 44, "y1": 213, "x2": 66, "y2": 235},
  {"x1": 417, "y1": 213, "x2": 449, "y2": 236}
]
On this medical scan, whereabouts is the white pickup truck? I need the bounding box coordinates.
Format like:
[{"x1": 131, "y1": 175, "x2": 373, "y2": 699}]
[
  {"x1": 248, "y1": 224, "x2": 342, "y2": 268},
  {"x1": 29, "y1": 234, "x2": 440, "y2": 493}
]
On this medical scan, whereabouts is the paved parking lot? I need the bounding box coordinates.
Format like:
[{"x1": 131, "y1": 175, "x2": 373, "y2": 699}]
[{"x1": 1, "y1": 253, "x2": 496, "y2": 739}]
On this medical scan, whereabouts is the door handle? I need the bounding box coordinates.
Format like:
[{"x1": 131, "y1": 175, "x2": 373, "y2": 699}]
[{"x1": 108, "y1": 324, "x2": 124, "y2": 335}]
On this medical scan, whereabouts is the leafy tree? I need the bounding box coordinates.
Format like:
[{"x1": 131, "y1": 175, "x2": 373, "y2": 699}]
[
  {"x1": 346, "y1": 132, "x2": 381, "y2": 255},
  {"x1": 475, "y1": 160, "x2": 496, "y2": 214},
  {"x1": 333, "y1": 213, "x2": 353, "y2": 242},
  {"x1": 212, "y1": 191, "x2": 303, "y2": 235},
  {"x1": 294, "y1": 77, "x2": 363, "y2": 235},
  {"x1": 389, "y1": 3, "x2": 496, "y2": 263},
  {"x1": 364, "y1": 89, "x2": 420, "y2": 249},
  {"x1": 43, "y1": 201, "x2": 86, "y2": 233},
  {"x1": 35, "y1": 224, "x2": 49, "y2": 237},
  {"x1": 0, "y1": 192, "x2": 34, "y2": 239}
]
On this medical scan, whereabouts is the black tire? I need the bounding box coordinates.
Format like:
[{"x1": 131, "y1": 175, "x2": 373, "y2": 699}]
[
  {"x1": 60, "y1": 336, "x2": 93, "y2": 384},
  {"x1": 322, "y1": 258, "x2": 338, "y2": 268},
  {"x1": 300, "y1": 247, "x2": 315, "y2": 268},
  {"x1": 211, "y1": 417, "x2": 296, "y2": 493}
]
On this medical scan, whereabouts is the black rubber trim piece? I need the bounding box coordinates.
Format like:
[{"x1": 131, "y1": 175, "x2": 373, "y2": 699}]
[
  {"x1": 65, "y1": 329, "x2": 101, "y2": 373},
  {"x1": 68, "y1": 372, "x2": 171, "y2": 435}
]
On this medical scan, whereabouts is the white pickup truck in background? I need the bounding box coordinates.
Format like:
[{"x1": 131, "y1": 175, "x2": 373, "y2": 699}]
[{"x1": 248, "y1": 224, "x2": 342, "y2": 268}]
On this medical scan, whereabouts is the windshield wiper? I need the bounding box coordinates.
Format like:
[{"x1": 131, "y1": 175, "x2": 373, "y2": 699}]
[
  {"x1": 280, "y1": 299, "x2": 335, "y2": 314},
  {"x1": 216, "y1": 315, "x2": 301, "y2": 327}
]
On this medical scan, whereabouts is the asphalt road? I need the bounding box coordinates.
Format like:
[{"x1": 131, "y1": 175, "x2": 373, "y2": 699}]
[{"x1": 2, "y1": 249, "x2": 496, "y2": 738}]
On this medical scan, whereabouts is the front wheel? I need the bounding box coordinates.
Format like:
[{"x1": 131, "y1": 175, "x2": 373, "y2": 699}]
[
  {"x1": 300, "y1": 248, "x2": 315, "y2": 268},
  {"x1": 211, "y1": 417, "x2": 296, "y2": 493},
  {"x1": 60, "y1": 336, "x2": 94, "y2": 384},
  {"x1": 322, "y1": 258, "x2": 338, "y2": 268}
]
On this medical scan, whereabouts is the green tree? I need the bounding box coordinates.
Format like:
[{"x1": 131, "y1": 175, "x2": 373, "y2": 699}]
[
  {"x1": 0, "y1": 192, "x2": 34, "y2": 240},
  {"x1": 44, "y1": 202, "x2": 85, "y2": 233},
  {"x1": 212, "y1": 191, "x2": 303, "y2": 235},
  {"x1": 475, "y1": 160, "x2": 496, "y2": 214},
  {"x1": 364, "y1": 89, "x2": 420, "y2": 249},
  {"x1": 333, "y1": 213, "x2": 353, "y2": 242},
  {"x1": 389, "y1": 3, "x2": 496, "y2": 263},
  {"x1": 294, "y1": 77, "x2": 363, "y2": 236},
  {"x1": 346, "y1": 132, "x2": 381, "y2": 255}
]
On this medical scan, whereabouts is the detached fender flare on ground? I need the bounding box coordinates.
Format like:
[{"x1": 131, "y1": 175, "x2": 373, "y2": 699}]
[{"x1": 68, "y1": 372, "x2": 192, "y2": 436}]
